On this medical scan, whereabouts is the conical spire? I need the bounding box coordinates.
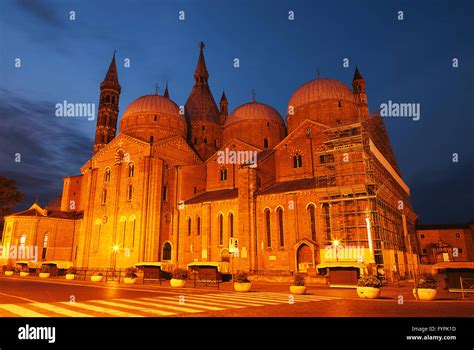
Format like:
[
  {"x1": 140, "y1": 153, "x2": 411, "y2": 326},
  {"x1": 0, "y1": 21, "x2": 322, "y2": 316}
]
[
  {"x1": 103, "y1": 51, "x2": 119, "y2": 85},
  {"x1": 194, "y1": 41, "x2": 209, "y2": 84},
  {"x1": 163, "y1": 81, "x2": 169, "y2": 98},
  {"x1": 353, "y1": 66, "x2": 364, "y2": 81},
  {"x1": 220, "y1": 90, "x2": 227, "y2": 102}
]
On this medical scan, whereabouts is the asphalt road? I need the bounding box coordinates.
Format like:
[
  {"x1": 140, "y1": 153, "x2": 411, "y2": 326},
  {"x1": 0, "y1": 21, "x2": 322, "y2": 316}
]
[{"x1": 0, "y1": 276, "x2": 473, "y2": 317}]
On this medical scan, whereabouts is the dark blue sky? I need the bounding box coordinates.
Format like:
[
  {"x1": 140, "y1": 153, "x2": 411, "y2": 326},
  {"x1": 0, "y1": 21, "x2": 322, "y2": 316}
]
[{"x1": 0, "y1": 0, "x2": 473, "y2": 224}]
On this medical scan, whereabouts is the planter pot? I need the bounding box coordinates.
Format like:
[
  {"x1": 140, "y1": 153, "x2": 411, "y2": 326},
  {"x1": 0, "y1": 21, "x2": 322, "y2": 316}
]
[
  {"x1": 290, "y1": 286, "x2": 307, "y2": 295},
  {"x1": 39, "y1": 273, "x2": 50, "y2": 278},
  {"x1": 4, "y1": 271, "x2": 14, "y2": 276},
  {"x1": 20, "y1": 272, "x2": 29, "y2": 277},
  {"x1": 91, "y1": 275, "x2": 103, "y2": 282},
  {"x1": 413, "y1": 288, "x2": 437, "y2": 301},
  {"x1": 65, "y1": 274, "x2": 75, "y2": 280},
  {"x1": 357, "y1": 286, "x2": 381, "y2": 299},
  {"x1": 234, "y1": 282, "x2": 252, "y2": 292},
  {"x1": 170, "y1": 279, "x2": 186, "y2": 288},
  {"x1": 124, "y1": 277, "x2": 137, "y2": 284}
]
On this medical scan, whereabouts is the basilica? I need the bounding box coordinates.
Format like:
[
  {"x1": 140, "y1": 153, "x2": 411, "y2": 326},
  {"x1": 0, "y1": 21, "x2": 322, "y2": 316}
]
[{"x1": 1, "y1": 42, "x2": 420, "y2": 283}]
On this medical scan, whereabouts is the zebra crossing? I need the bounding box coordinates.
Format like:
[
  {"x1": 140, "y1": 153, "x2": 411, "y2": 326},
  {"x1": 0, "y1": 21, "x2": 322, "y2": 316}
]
[{"x1": 0, "y1": 292, "x2": 340, "y2": 317}]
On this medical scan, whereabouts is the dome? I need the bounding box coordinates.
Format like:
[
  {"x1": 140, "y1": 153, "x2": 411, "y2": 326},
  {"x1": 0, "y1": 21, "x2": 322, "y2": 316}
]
[
  {"x1": 225, "y1": 101, "x2": 284, "y2": 127},
  {"x1": 120, "y1": 94, "x2": 187, "y2": 141},
  {"x1": 288, "y1": 78, "x2": 355, "y2": 109},
  {"x1": 122, "y1": 94, "x2": 182, "y2": 119}
]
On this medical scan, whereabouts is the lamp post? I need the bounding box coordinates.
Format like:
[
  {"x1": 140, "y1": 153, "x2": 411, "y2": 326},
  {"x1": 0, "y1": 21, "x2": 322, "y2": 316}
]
[
  {"x1": 333, "y1": 239, "x2": 340, "y2": 262},
  {"x1": 112, "y1": 245, "x2": 119, "y2": 272}
]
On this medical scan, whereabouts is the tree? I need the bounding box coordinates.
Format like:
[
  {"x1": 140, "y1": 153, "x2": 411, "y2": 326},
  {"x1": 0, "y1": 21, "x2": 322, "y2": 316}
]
[{"x1": 0, "y1": 176, "x2": 24, "y2": 237}]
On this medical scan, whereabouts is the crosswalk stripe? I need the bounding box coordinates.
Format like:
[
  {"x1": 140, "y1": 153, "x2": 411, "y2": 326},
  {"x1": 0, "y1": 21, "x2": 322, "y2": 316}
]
[
  {"x1": 92, "y1": 300, "x2": 176, "y2": 316},
  {"x1": 139, "y1": 297, "x2": 224, "y2": 311},
  {"x1": 182, "y1": 294, "x2": 269, "y2": 307},
  {"x1": 0, "y1": 304, "x2": 47, "y2": 317},
  {"x1": 136, "y1": 298, "x2": 205, "y2": 313},
  {"x1": 61, "y1": 301, "x2": 144, "y2": 317},
  {"x1": 159, "y1": 296, "x2": 245, "y2": 309},
  {"x1": 208, "y1": 294, "x2": 282, "y2": 305},
  {"x1": 261, "y1": 292, "x2": 341, "y2": 300},
  {"x1": 31, "y1": 303, "x2": 92, "y2": 317},
  {"x1": 116, "y1": 298, "x2": 220, "y2": 313}
]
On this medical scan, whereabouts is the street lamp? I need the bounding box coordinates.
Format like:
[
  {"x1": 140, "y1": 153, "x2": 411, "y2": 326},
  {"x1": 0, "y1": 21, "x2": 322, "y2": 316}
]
[
  {"x1": 112, "y1": 245, "x2": 119, "y2": 271},
  {"x1": 333, "y1": 239, "x2": 340, "y2": 262}
]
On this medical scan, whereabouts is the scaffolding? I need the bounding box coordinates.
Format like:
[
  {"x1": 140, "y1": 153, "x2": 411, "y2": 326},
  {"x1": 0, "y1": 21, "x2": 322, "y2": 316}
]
[{"x1": 311, "y1": 117, "x2": 418, "y2": 278}]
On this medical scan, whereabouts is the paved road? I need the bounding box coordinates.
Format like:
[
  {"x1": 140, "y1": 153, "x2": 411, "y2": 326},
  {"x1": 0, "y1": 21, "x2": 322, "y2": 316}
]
[{"x1": 0, "y1": 276, "x2": 473, "y2": 317}]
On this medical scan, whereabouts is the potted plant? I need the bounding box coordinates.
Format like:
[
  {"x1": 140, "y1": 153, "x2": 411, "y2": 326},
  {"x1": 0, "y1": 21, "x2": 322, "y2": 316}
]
[
  {"x1": 20, "y1": 266, "x2": 30, "y2": 277},
  {"x1": 170, "y1": 268, "x2": 188, "y2": 288},
  {"x1": 290, "y1": 274, "x2": 307, "y2": 295},
  {"x1": 91, "y1": 271, "x2": 103, "y2": 282},
  {"x1": 38, "y1": 265, "x2": 51, "y2": 278},
  {"x1": 124, "y1": 267, "x2": 138, "y2": 284},
  {"x1": 357, "y1": 275, "x2": 381, "y2": 299},
  {"x1": 233, "y1": 271, "x2": 252, "y2": 292},
  {"x1": 4, "y1": 266, "x2": 14, "y2": 276},
  {"x1": 413, "y1": 276, "x2": 437, "y2": 300},
  {"x1": 65, "y1": 267, "x2": 76, "y2": 280}
]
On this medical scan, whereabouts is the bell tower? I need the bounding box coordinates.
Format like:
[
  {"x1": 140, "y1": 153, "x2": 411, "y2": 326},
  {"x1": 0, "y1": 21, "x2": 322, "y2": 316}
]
[
  {"x1": 352, "y1": 66, "x2": 368, "y2": 119},
  {"x1": 94, "y1": 52, "x2": 121, "y2": 154}
]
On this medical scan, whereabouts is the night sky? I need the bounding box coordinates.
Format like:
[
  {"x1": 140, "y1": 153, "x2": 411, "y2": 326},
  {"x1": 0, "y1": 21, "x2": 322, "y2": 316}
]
[{"x1": 0, "y1": 0, "x2": 472, "y2": 224}]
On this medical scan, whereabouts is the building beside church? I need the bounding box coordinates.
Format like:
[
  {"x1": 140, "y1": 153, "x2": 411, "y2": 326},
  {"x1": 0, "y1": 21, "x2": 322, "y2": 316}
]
[{"x1": 1, "y1": 42, "x2": 420, "y2": 283}]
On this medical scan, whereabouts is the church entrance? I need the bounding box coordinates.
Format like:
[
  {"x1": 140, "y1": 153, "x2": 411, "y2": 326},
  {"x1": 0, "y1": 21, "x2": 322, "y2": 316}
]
[
  {"x1": 297, "y1": 244, "x2": 313, "y2": 272},
  {"x1": 162, "y1": 242, "x2": 171, "y2": 261}
]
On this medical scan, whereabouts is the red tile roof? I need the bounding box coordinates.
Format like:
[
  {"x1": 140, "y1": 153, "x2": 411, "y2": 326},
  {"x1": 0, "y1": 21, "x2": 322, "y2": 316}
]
[
  {"x1": 185, "y1": 188, "x2": 238, "y2": 204},
  {"x1": 257, "y1": 178, "x2": 317, "y2": 195}
]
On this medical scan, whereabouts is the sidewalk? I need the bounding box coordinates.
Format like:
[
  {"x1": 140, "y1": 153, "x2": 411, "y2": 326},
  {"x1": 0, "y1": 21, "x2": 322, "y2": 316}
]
[{"x1": 3, "y1": 275, "x2": 472, "y2": 301}]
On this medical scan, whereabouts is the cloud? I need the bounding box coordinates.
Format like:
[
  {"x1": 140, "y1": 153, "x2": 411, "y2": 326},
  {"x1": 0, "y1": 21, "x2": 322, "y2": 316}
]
[
  {"x1": 0, "y1": 88, "x2": 92, "y2": 208},
  {"x1": 14, "y1": 0, "x2": 66, "y2": 29}
]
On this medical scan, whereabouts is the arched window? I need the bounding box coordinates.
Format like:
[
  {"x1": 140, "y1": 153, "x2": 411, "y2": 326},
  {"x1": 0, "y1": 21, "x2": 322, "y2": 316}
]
[
  {"x1": 105, "y1": 95, "x2": 110, "y2": 103},
  {"x1": 196, "y1": 217, "x2": 201, "y2": 236},
  {"x1": 128, "y1": 163, "x2": 134, "y2": 177},
  {"x1": 229, "y1": 212, "x2": 234, "y2": 238},
  {"x1": 154, "y1": 115, "x2": 157, "y2": 122},
  {"x1": 308, "y1": 204, "x2": 316, "y2": 241},
  {"x1": 204, "y1": 138, "x2": 207, "y2": 144},
  {"x1": 218, "y1": 214, "x2": 223, "y2": 245},
  {"x1": 293, "y1": 154, "x2": 303, "y2": 168},
  {"x1": 264, "y1": 138, "x2": 269, "y2": 149},
  {"x1": 163, "y1": 186, "x2": 167, "y2": 202},
  {"x1": 105, "y1": 168, "x2": 111, "y2": 182},
  {"x1": 130, "y1": 217, "x2": 136, "y2": 247},
  {"x1": 277, "y1": 207, "x2": 284, "y2": 247},
  {"x1": 338, "y1": 100, "x2": 342, "y2": 108},
  {"x1": 187, "y1": 218, "x2": 192, "y2": 236},
  {"x1": 127, "y1": 184, "x2": 133, "y2": 201},
  {"x1": 42, "y1": 233, "x2": 49, "y2": 260},
  {"x1": 112, "y1": 96, "x2": 115, "y2": 104},
  {"x1": 220, "y1": 169, "x2": 227, "y2": 181},
  {"x1": 265, "y1": 209, "x2": 271, "y2": 247},
  {"x1": 150, "y1": 135, "x2": 154, "y2": 143},
  {"x1": 101, "y1": 188, "x2": 107, "y2": 205},
  {"x1": 163, "y1": 242, "x2": 172, "y2": 261}
]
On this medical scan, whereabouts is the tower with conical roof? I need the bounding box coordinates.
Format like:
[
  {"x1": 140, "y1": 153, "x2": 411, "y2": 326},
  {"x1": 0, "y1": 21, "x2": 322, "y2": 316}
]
[
  {"x1": 352, "y1": 66, "x2": 368, "y2": 118},
  {"x1": 93, "y1": 52, "x2": 121, "y2": 153},
  {"x1": 219, "y1": 91, "x2": 228, "y2": 124},
  {"x1": 185, "y1": 42, "x2": 222, "y2": 160}
]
